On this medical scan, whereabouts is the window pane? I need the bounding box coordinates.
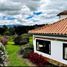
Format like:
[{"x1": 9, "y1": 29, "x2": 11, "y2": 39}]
[
  {"x1": 36, "y1": 39, "x2": 51, "y2": 55},
  {"x1": 64, "y1": 48, "x2": 67, "y2": 59},
  {"x1": 63, "y1": 43, "x2": 67, "y2": 60}
]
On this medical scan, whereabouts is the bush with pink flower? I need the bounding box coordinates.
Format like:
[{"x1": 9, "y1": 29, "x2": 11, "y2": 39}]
[{"x1": 1, "y1": 36, "x2": 8, "y2": 46}]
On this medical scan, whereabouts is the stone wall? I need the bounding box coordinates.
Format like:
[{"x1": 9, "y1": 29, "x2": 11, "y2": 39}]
[{"x1": 0, "y1": 42, "x2": 7, "y2": 66}]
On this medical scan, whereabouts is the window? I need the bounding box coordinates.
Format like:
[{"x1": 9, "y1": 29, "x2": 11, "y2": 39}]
[
  {"x1": 63, "y1": 43, "x2": 67, "y2": 60},
  {"x1": 36, "y1": 39, "x2": 51, "y2": 55}
]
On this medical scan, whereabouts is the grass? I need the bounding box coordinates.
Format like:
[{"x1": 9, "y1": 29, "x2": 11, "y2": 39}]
[
  {"x1": 6, "y1": 41, "x2": 28, "y2": 66},
  {"x1": 2, "y1": 34, "x2": 33, "y2": 66}
]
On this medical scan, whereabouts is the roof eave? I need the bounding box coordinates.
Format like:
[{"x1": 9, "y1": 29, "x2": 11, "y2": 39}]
[{"x1": 29, "y1": 33, "x2": 67, "y2": 37}]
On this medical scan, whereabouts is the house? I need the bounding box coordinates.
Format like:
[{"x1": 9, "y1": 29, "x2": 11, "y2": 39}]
[
  {"x1": 29, "y1": 11, "x2": 67, "y2": 66},
  {"x1": 57, "y1": 10, "x2": 67, "y2": 19}
]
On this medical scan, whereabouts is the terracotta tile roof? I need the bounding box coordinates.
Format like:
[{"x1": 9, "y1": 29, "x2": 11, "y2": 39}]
[{"x1": 29, "y1": 18, "x2": 67, "y2": 35}]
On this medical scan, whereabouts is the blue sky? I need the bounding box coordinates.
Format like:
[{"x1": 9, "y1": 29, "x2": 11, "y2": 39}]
[{"x1": 0, "y1": 0, "x2": 67, "y2": 25}]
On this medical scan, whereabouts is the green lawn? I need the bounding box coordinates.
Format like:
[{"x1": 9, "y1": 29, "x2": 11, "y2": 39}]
[{"x1": 6, "y1": 42, "x2": 28, "y2": 66}]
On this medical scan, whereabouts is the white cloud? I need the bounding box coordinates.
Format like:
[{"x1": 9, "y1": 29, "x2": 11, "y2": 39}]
[
  {"x1": 0, "y1": 0, "x2": 67, "y2": 25},
  {"x1": 0, "y1": 0, "x2": 22, "y2": 15}
]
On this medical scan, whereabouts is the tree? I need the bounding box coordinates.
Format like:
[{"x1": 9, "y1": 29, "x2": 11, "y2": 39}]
[
  {"x1": 2, "y1": 25, "x2": 9, "y2": 35},
  {"x1": 8, "y1": 27, "x2": 15, "y2": 35}
]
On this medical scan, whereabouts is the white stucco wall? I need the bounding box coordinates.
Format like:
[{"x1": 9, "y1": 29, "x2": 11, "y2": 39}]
[
  {"x1": 33, "y1": 35, "x2": 67, "y2": 65},
  {"x1": 59, "y1": 15, "x2": 67, "y2": 19}
]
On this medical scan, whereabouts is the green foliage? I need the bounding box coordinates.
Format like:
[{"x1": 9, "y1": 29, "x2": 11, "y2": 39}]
[
  {"x1": 29, "y1": 35, "x2": 33, "y2": 45},
  {"x1": 8, "y1": 28, "x2": 15, "y2": 35},
  {"x1": 21, "y1": 47, "x2": 33, "y2": 58},
  {"x1": 21, "y1": 34, "x2": 29, "y2": 38},
  {"x1": 14, "y1": 35, "x2": 29, "y2": 45},
  {"x1": 0, "y1": 34, "x2": 33, "y2": 66}
]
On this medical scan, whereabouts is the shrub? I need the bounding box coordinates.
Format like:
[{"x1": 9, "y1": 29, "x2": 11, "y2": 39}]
[
  {"x1": 28, "y1": 52, "x2": 48, "y2": 67},
  {"x1": 1, "y1": 36, "x2": 8, "y2": 46},
  {"x1": 14, "y1": 36, "x2": 29, "y2": 45},
  {"x1": 20, "y1": 47, "x2": 33, "y2": 58}
]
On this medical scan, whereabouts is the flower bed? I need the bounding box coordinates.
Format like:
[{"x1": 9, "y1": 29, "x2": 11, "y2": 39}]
[{"x1": 28, "y1": 52, "x2": 48, "y2": 67}]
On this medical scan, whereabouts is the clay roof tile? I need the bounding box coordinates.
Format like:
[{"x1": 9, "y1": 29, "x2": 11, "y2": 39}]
[{"x1": 29, "y1": 18, "x2": 67, "y2": 35}]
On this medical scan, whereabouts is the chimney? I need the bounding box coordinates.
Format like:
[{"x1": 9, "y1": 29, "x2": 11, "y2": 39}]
[{"x1": 57, "y1": 10, "x2": 67, "y2": 19}]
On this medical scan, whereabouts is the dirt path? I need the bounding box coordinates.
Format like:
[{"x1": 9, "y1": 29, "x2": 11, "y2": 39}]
[{"x1": 19, "y1": 55, "x2": 37, "y2": 67}]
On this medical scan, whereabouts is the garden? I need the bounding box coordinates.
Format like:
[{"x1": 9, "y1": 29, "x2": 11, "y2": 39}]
[
  {"x1": 0, "y1": 34, "x2": 36, "y2": 66},
  {"x1": 0, "y1": 25, "x2": 57, "y2": 66},
  {"x1": 0, "y1": 34, "x2": 58, "y2": 67}
]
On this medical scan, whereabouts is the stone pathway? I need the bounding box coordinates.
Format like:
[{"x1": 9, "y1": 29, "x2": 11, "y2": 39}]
[{"x1": 23, "y1": 59, "x2": 36, "y2": 66}]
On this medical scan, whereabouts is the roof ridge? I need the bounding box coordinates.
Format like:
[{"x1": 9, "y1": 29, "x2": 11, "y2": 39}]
[
  {"x1": 50, "y1": 17, "x2": 67, "y2": 25},
  {"x1": 34, "y1": 17, "x2": 67, "y2": 30}
]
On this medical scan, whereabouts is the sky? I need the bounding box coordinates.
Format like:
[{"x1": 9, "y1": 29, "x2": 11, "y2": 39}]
[{"x1": 0, "y1": 0, "x2": 67, "y2": 25}]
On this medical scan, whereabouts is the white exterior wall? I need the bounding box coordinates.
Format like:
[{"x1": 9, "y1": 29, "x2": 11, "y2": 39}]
[{"x1": 33, "y1": 35, "x2": 67, "y2": 65}]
